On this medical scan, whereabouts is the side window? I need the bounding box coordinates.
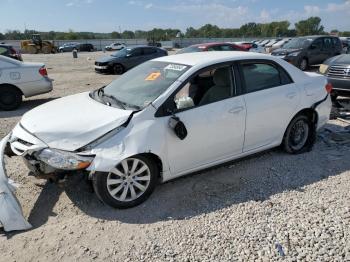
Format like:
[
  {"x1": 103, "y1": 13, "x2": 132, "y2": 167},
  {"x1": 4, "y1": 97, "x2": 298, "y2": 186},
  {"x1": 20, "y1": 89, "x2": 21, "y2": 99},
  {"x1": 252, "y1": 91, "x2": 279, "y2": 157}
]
[
  {"x1": 207, "y1": 45, "x2": 222, "y2": 51},
  {"x1": 143, "y1": 47, "x2": 157, "y2": 55},
  {"x1": 221, "y1": 45, "x2": 236, "y2": 51},
  {"x1": 130, "y1": 48, "x2": 143, "y2": 56},
  {"x1": 241, "y1": 63, "x2": 289, "y2": 93},
  {"x1": 323, "y1": 38, "x2": 332, "y2": 49},
  {"x1": 174, "y1": 66, "x2": 233, "y2": 110},
  {"x1": 0, "y1": 47, "x2": 8, "y2": 55},
  {"x1": 312, "y1": 39, "x2": 323, "y2": 50}
]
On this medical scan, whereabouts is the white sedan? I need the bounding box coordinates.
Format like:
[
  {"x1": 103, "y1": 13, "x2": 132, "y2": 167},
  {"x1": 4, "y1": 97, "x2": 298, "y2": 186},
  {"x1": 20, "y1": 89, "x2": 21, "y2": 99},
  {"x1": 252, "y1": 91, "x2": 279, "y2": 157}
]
[
  {"x1": 1, "y1": 51, "x2": 331, "y2": 209},
  {"x1": 105, "y1": 43, "x2": 126, "y2": 51},
  {"x1": 0, "y1": 55, "x2": 53, "y2": 110}
]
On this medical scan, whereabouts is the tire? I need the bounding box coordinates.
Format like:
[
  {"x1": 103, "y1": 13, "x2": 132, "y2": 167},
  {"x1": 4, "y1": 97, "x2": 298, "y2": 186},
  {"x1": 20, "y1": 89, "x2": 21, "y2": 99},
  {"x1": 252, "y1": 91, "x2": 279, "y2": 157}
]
[
  {"x1": 283, "y1": 115, "x2": 311, "y2": 154},
  {"x1": 92, "y1": 155, "x2": 158, "y2": 209},
  {"x1": 298, "y1": 58, "x2": 308, "y2": 71},
  {"x1": 0, "y1": 85, "x2": 23, "y2": 111},
  {"x1": 113, "y1": 64, "x2": 124, "y2": 75}
]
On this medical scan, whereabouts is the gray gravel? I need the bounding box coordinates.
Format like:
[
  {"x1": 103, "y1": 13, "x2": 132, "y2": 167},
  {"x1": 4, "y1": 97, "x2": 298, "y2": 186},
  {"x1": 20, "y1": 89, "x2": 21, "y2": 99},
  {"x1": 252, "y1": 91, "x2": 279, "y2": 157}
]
[{"x1": 0, "y1": 53, "x2": 350, "y2": 262}]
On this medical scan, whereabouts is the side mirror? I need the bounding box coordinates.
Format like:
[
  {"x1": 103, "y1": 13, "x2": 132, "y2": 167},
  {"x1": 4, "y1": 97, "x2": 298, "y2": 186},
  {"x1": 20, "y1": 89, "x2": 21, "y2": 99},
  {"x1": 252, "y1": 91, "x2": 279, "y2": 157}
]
[{"x1": 169, "y1": 116, "x2": 187, "y2": 140}]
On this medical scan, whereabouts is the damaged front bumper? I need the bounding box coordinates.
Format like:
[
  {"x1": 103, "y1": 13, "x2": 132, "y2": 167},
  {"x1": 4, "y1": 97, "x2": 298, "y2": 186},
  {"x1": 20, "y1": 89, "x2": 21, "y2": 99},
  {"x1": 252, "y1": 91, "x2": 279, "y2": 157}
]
[{"x1": 0, "y1": 134, "x2": 32, "y2": 232}]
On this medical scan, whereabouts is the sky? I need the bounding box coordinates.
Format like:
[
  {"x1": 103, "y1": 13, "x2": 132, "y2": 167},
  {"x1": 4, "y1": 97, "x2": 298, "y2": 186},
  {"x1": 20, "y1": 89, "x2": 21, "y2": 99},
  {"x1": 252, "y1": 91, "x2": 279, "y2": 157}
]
[{"x1": 1, "y1": 0, "x2": 350, "y2": 33}]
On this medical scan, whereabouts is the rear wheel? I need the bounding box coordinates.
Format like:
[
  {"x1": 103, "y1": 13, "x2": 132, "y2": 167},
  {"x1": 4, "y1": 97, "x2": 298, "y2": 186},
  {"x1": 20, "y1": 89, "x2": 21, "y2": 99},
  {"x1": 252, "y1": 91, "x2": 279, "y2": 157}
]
[
  {"x1": 283, "y1": 115, "x2": 311, "y2": 154},
  {"x1": 299, "y1": 58, "x2": 308, "y2": 71},
  {"x1": 93, "y1": 156, "x2": 158, "y2": 208},
  {"x1": 113, "y1": 64, "x2": 124, "y2": 75},
  {"x1": 0, "y1": 85, "x2": 22, "y2": 111}
]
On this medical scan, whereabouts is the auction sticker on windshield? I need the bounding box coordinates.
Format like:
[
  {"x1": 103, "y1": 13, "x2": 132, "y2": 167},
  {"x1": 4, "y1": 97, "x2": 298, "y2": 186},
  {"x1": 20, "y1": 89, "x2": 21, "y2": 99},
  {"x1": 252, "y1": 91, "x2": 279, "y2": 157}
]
[
  {"x1": 164, "y1": 64, "x2": 188, "y2": 71},
  {"x1": 145, "y1": 72, "x2": 161, "y2": 81}
]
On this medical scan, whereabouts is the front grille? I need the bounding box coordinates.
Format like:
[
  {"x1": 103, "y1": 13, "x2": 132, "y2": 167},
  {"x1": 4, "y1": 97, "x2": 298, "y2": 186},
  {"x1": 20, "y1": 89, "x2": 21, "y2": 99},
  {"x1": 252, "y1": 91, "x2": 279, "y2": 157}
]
[{"x1": 327, "y1": 64, "x2": 350, "y2": 79}]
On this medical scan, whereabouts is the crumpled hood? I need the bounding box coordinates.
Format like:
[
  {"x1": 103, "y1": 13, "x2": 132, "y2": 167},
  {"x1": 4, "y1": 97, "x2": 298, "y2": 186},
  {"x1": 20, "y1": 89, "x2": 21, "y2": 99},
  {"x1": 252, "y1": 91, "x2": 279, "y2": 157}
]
[
  {"x1": 20, "y1": 92, "x2": 132, "y2": 151},
  {"x1": 272, "y1": 48, "x2": 302, "y2": 56}
]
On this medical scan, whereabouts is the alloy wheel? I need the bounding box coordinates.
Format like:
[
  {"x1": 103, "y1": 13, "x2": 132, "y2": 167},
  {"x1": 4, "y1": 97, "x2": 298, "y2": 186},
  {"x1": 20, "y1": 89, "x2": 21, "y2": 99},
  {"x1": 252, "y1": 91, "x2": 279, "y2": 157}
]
[
  {"x1": 106, "y1": 158, "x2": 151, "y2": 202},
  {"x1": 289, "y1": 119, "x2": 309, "y2": 151}
]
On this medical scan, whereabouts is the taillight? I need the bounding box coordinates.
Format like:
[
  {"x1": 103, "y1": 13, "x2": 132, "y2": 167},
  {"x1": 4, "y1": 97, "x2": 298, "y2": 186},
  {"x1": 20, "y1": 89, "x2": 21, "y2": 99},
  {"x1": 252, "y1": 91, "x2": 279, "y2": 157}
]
[
  {"x1": 39, "y1": 67, "x2": 48, "y2": 77},
  {"x1": 325, "y1": 83, "x2": 333, "y2": 94}
]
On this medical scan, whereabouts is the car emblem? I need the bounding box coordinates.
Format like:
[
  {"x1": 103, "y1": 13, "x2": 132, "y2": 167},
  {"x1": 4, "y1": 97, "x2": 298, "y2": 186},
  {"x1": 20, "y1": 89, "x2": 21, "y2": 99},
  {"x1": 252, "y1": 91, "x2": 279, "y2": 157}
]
[{"x1": 344, "y1": 68, "x2": 350, "y2": 75}]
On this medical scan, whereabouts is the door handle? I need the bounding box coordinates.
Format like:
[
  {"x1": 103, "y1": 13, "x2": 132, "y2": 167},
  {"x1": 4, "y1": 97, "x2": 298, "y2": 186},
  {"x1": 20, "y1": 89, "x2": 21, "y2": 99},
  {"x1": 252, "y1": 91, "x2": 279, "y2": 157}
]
[
  {"x1": 229, "y1": 106, "x2": 244, "y2": 114},
  {"x1": 286, "y1": 92, "x2": 296, "y2": 99}
]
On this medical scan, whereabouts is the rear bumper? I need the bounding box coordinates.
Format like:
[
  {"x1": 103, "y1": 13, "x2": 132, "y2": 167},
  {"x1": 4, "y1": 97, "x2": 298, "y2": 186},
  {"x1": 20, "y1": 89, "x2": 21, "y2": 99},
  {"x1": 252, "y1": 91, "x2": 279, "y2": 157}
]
[
  {"x1": 314, "y1": 94, "x2": 332, "y2": 129},
  {"x1": 20, "y1": 78, "x2": 53, "y2": 98}
]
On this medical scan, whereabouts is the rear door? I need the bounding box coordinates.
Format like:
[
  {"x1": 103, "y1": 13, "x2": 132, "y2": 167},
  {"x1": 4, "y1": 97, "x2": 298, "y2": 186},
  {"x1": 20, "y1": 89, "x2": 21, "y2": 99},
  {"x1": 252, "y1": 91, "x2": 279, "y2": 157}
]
[
  {"x1": 239, "y1": 60, "x2": 300, "y2": 152},
  {"x1": 308, "y1": 38, "x2": 325, "y2": 65}
]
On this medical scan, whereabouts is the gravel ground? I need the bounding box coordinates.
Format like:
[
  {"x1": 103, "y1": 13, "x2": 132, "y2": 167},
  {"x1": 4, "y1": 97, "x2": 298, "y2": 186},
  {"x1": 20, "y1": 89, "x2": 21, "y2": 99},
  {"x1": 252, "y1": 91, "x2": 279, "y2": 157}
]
[{"x1": 0, "y1": 52, "x2": 350, "y2": 262}]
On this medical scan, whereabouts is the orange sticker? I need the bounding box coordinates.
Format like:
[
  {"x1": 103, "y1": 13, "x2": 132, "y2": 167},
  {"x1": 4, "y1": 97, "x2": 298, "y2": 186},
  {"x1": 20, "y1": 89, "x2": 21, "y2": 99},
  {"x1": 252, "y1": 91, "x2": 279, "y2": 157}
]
[{"x1": 145, "y1": 72, "x2": 161, "y2": 81}]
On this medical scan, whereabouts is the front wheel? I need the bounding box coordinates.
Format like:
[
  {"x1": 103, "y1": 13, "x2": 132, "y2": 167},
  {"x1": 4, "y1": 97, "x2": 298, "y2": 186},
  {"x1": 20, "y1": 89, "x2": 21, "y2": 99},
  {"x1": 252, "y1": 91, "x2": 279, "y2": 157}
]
[
  {"x1": 283, "y1": 115, "x2": 311, "y2": 154},
  {"x1": 113, "y1": 64, "x2": 124, "y2": 75},
  {"x1": 93, "y1": 156, "x2": 158, "y2": 209}
]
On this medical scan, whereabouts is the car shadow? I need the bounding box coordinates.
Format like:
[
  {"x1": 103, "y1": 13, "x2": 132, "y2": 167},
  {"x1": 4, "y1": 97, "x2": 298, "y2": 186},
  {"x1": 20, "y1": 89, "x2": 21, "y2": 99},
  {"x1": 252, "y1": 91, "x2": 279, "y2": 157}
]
[
  {"x1": 7, "y1": 122, "x2": 350, "y2": 235},
  {"x1": 0, "y1": 97, "x2": 59, "y2": 118}
]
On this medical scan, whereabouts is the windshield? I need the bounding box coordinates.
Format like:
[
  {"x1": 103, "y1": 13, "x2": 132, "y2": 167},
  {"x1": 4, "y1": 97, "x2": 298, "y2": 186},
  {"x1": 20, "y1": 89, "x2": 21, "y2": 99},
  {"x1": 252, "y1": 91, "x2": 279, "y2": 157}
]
[
  {"x1": 111, "y1": 48, "x2": 128, "y2": 57},
  {"x1": 177, "y1": 46, "x2": 203, "y2": 54},
  {"x1": 283, "y1": 38, "x2": 312, "y2": 49},
  {"x1": 96, "y1": 61, "x2": 191, "y2": 109}
]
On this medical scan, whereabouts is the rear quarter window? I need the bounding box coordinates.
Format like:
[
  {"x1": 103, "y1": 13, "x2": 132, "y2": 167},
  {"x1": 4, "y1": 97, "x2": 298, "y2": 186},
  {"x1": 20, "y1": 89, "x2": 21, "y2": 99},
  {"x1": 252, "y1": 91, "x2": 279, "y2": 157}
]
[{"x1": 241, "y1": 62, "x2": 293, "y2": 93}]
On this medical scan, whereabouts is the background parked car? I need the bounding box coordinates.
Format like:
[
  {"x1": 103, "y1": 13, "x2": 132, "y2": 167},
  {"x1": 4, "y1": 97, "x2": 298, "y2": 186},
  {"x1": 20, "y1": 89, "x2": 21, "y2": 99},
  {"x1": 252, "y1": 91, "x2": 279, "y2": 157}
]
[
  {"x1": 105, "y1": 43, "x2": 126, "y2": 51},
  {"x1": 319, "y1": 54, "x2": 350, "y2": 99},
  {"x1": 0, "y1": 56, "x2": 53, "y2": 110},
  {"x1": 233, "y1": 42, "x2": 253, "y2": 50},
  {"x1": 59, "y1": 43, "x2": 94, "y2": 52},
  {"x1": 95, "y1": 46, "x2": 168, "y2": 74},
  {"x1": 177, "y1": 42, "x2": 246, "y2": 54},
  {"x1": 78, "y1": 43, "x2": 95, "y2": 52},
  {"x1": 0, "y1": 44, "x2": 22, "y2": 61},
  {"x1": 249, "y1": 43, "x2": 266, "y2": 54},
  {"x1": 271, "y1": 36, "x2": 342, "y2": 71},
  {"x1": 340, "y1": 37, "x2": 350, "y2": 54},
  {"x1": 58, "y1": 42, "x2": 80, "y2": 52}
]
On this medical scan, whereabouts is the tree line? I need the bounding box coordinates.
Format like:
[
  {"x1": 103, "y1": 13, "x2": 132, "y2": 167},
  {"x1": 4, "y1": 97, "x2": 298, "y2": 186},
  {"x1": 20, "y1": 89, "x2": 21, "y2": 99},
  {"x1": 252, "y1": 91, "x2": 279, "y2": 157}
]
[{"x1": 1, "y1": 17, "x2": 349, "y2": 41}]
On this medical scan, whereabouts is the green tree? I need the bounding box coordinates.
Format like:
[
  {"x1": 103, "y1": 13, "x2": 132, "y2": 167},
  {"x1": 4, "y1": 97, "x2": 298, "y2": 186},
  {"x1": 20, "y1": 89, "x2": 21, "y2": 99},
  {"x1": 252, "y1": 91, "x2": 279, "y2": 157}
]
[
  {"x1": 295, "y1": 17, "x2": 324, "y2": 36},
  {"x1": 121, "y1": 30, "x2": 135, "y2": 39},
  {"x1": 65, "y1": 29, "x2": 78, "y2": 40},
  {"x1": 111, "y1": 31, "x2": 121, "y2": 39}
]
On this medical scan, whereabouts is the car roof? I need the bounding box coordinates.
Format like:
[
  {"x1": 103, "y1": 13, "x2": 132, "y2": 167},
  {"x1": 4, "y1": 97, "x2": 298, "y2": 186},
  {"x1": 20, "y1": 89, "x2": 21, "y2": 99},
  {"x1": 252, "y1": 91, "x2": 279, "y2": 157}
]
[
  {"x1": 154, "y1": 51, "x2": 271, "y2": 66},
  {"x1": 190, "y1": 42, "x2": 234, "y2": 48}
]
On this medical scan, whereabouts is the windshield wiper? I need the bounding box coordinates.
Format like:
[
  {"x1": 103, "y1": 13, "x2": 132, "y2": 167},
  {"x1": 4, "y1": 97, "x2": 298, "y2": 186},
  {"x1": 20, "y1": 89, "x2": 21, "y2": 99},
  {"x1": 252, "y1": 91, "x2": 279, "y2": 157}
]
[{"x1": 97, "y1": 87, "x2": 126, "y2": 109}]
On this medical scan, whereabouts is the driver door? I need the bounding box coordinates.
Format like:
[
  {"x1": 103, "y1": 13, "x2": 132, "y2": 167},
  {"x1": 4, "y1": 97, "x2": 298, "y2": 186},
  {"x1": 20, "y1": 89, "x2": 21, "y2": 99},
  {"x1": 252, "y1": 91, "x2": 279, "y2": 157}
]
[{"x1": 163, "y1": 64, "x2": 246, "y2": 175}]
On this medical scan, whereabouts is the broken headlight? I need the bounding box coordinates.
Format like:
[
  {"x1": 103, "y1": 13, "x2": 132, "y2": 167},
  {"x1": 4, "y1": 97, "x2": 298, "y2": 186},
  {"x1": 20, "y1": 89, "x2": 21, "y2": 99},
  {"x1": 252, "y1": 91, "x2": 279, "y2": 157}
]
[{"x1": 36, "y1": 149, "x2": 94, "y2": 170}]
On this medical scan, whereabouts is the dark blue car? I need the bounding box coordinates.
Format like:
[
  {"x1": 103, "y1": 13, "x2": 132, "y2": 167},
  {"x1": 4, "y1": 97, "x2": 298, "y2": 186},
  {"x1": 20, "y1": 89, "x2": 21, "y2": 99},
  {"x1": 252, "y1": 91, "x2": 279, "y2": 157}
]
[{"x1": 94, "y1": 46, "x2": 168, "y2": 74}]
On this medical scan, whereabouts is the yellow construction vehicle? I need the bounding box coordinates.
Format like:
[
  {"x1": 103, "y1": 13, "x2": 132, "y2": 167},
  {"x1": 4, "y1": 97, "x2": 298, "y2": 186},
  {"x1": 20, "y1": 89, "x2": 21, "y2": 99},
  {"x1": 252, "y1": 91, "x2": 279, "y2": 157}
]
[{"x1": 21, "y1": 34, "x2": 57, "y2": 54}]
